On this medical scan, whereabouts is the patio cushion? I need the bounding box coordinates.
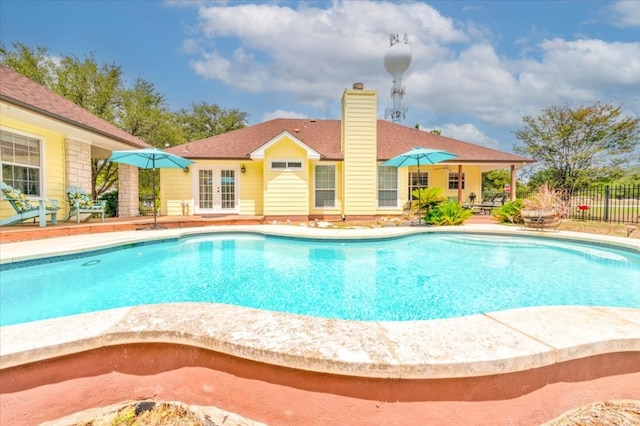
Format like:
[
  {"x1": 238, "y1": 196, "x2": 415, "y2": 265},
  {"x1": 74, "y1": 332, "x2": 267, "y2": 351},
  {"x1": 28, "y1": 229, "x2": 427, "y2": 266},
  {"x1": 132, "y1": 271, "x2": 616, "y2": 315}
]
[
  {"x1": 2, "y1": 186, "x2": 34, "y2": 213},
  {"x1": 67, "y1": 188, "x2": 94, "y2": 208}
]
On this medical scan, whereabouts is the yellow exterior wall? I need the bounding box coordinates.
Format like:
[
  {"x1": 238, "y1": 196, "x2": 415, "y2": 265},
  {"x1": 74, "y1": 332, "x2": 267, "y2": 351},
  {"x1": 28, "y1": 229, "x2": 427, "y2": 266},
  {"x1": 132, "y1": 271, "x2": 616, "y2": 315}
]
[
  {"x1": 0, "y1": 117, "x2": 67, "y2": 221},
  {"x1": 341, "y1": 88, "x2": 377, "y2": 216},
  {"x1": 263, "y1": 137, "x2": 309, "y2": 216},
  {"x1": 160, "y1": 167, "x2": 193, "y2": 216},
  {"x1": 239, "y1": 160, "x2": 264, "y2": 215},
  {"x1": 374, "y1": 165, "x2": 484, "y2": 216},
  {"x1": 309, "y1": 161, "x2": 343, "y2": 217},
  {"x1": 161, "y1": 159, "x2": 265, "y2": 216}
]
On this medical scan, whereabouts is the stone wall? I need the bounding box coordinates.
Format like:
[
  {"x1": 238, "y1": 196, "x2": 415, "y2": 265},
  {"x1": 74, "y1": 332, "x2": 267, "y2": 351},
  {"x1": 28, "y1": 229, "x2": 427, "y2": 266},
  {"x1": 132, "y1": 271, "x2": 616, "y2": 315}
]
[
  {"x1": 117, "y1": 164, "x2": 139, "y2": 217},
  {"x1": 64, "y1": 139, "x2": 92, "y2": 193}
]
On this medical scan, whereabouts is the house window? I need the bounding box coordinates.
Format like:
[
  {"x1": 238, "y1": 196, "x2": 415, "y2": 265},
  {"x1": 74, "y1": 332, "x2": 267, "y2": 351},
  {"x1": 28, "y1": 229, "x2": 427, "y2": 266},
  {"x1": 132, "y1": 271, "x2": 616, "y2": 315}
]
[
  {"x1": 0, "y1": 129, "x2": 42, "y2": 196},
  {"x1": 315, "y1": 165, "x2": 335, "y2": 207},
  {"x1": 198, "y1": 169, "x2": 213, "y2": 209},
  {"x1": 448, "y1": 172, "x2": 465, "y2": 190},
  {"x1": 378, "y1": 165, "x2": 398, "y2": 207},
  {"x1": 270, "y1": 160, "x2": 303, "y2": 171},
  {"x1": 408, "y1": 171, "x2": 428, "y2": 200}
]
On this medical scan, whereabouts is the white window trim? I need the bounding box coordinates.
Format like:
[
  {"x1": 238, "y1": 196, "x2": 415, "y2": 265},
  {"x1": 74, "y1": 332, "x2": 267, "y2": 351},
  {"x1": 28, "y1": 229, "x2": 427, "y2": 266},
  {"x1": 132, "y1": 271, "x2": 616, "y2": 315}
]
[
  {"x1": 448, "y1": 171, "x2": 466, "y2": 190},
  {"x1": 269, "y1": 159, "x2": 304, "y2": 171},
  {"x1": 377, "y1": 164, "x2": 399, "y2": 208},
  {"x1": 0, "y1": 126, "x2": 45, "y2": 198},
  {"x1": 313, "y1": 163, "x2": 337, "y2": 209}
]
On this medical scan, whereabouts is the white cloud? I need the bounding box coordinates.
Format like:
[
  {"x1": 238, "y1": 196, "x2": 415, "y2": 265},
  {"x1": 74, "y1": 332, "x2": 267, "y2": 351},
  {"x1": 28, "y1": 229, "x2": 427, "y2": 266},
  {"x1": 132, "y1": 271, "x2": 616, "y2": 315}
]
[
  {"x1": 611, "y1": 0, "x2": 640, "y2": 27},
  {"x1": 262, "y1": 109, "x2": 307, "y2": 121},
  {"x1": 173, "y1": 0, "x2": 640, "y2": 151},
  {"x1": 186, "y1": 1, "x2": 467, "y2": 108},
  {"x1": 424, "y1": 123, "x2": 500, "y2": 150}
]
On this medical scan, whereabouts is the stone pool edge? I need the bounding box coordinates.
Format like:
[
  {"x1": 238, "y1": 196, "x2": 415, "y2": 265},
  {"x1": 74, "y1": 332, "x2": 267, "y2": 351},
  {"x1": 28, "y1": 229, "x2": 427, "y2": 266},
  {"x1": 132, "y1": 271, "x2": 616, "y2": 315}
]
[
  {"x1": 1, "y1": 224, "x2": 639, "y2": 379},
  {"x1": 1, "y1": 303, "x2": 639, "y2": 379}
]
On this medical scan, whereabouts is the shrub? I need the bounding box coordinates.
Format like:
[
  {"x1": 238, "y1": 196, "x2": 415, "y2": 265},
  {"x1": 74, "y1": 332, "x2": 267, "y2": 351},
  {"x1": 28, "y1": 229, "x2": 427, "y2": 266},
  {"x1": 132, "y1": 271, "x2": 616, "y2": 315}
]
[
  {"x1": 426, "y1": 201, "x2": 474, "y2": 225},
  {"x1": 99, "y1": 190, "x2": 118, "y2": 217},
  {"x1": 492, "y1": 199, "x2": 524, "y2": 224}
]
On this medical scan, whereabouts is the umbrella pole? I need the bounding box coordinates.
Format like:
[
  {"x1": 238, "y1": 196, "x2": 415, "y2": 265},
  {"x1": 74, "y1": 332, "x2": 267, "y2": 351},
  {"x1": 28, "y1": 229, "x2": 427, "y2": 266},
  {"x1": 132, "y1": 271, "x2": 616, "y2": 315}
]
[
  {"x1": 417, "y1": 160, "x2": 422, "y2": 224},
  {"x1": 153, "y1": 166, "x2": 157, "y2": 227},
  {"x1": 138, "y1": 160, "x2": 166, "y2": 230}
]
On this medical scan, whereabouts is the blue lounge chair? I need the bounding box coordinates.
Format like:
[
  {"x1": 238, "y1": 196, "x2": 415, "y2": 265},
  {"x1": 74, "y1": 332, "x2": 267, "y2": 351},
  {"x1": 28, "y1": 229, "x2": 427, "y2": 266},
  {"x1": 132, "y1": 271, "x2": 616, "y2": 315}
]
[
  {"x1": 66, "y1": 186, "x2": 106, "y2": 223},
  {"x1": 0, "y1": 182, "x2": 59, "y2": 227}
]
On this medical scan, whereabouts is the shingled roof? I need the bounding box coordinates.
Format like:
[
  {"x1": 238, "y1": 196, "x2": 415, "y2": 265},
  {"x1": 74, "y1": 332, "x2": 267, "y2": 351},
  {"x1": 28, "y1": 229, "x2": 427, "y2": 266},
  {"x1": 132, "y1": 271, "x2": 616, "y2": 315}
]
[
  {"x1": 0, "y1": 65, "x2": 150, "y2": 148},
  {"x1": 166, "y1": 117, "x2": 532, "y2": 164}
]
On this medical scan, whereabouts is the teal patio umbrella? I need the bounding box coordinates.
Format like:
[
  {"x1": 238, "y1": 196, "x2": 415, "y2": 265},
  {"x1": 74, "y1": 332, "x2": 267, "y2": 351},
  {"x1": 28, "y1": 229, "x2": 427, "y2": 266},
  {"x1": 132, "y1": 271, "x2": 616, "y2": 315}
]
[
  {"x1": 382, "y1": 146, "x2": 458, "y2": 187},
  {"x1": 109, "y1": 148, "x2": 194, "y2": 229},
  {"x1": 382, "y1": 147, "x2": 458, "y2": 219},
  {"x1": 382, "y1": 146, "x2": 458, "y2": 170}
]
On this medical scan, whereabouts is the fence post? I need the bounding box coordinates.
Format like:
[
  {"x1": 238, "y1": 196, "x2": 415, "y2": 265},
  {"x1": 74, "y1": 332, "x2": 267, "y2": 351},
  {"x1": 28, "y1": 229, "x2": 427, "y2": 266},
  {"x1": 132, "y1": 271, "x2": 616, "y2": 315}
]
[{"x1": 604, "y1": 185, "x2": 610, "y2": 222}]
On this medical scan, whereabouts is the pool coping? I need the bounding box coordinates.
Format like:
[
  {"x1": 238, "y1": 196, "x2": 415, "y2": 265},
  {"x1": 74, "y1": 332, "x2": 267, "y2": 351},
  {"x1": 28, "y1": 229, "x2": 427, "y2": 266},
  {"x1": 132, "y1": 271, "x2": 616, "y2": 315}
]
[{"x1": 1, "y1": 224, "x2": 639, "y2": 379}]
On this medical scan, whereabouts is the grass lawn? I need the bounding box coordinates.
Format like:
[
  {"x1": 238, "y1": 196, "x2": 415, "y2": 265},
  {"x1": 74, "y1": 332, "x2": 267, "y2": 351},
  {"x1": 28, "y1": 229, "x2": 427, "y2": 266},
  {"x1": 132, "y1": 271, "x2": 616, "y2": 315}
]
[{"x1": 557, "y1": 219, "x2": 640, "y2": 239}]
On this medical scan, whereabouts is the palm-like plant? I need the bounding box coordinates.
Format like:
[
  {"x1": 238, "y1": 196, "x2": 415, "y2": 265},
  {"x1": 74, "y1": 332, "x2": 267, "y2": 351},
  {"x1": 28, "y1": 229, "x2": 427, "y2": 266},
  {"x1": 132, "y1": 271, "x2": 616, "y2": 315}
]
[
  {"x1": 427, "y1": 201, "x2": 474, "y2": 225},
  {"x1": 404, "y1": 187, "x2": 448, "y2": 218}
]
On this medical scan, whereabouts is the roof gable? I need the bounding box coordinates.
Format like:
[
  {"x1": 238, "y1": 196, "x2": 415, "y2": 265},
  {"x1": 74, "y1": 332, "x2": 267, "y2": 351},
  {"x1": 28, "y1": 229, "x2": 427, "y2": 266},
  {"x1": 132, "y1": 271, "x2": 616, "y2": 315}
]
[{"x1": 251, "y1": 130, "x2": 321, "y2": 159}]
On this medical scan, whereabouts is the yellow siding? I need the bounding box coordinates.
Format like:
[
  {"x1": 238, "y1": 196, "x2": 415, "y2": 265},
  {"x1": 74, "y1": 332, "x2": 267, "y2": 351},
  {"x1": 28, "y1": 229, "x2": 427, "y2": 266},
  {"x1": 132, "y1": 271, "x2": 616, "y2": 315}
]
[
  {"x1": 0, "y1": 117, "x2": 66, "y2": 221},
  {"x1": 341, "y1": 89, "x2": 377, "y2": 216},
  {"x1": 160, "y1": 167, "x2": 193, "y2": 216},
  {"x1": 264, "y1": 137, "x2": 309, "y2": 216},
  {"x1": 239, "y1": 160, "x2": 264, "y2": 215},
  {"x1": 161, "y1": 159, "x2": 265, "y2": 216},
  {"x1": 309, "y1": 161, "x2": 342, "y2": 216}
]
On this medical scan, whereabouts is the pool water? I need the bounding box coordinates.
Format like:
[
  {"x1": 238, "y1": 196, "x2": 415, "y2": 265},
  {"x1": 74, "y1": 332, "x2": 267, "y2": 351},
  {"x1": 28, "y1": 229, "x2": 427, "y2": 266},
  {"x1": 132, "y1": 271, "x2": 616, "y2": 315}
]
[{"x1": 1, "y1": 233, "x2": 639, "y2": 326}]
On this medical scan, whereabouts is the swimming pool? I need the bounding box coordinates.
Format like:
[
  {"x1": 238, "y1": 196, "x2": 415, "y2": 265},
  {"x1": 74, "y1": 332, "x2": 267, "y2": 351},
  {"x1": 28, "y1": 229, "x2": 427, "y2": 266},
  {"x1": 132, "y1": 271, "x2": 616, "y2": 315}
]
[{"x1": 1, "y1": 232, "x2": 639, "y2": 326}]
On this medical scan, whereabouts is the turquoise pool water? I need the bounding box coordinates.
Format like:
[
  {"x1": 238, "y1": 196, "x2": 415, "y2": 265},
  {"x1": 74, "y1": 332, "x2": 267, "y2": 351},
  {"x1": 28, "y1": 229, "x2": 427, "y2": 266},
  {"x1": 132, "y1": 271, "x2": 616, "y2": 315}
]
[{"x1": 1, "y1": 233, "x2": 639, "y2": 326}]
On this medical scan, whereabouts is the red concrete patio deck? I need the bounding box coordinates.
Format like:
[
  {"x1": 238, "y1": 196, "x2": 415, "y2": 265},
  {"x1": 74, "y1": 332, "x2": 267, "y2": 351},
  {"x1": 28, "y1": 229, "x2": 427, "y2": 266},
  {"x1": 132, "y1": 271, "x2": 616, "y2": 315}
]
[
  {"x1": 0, "y1": 213, "x2": 496, "y2": 243},
  {"x1": 0, "y1": 215, "x2": 265, "y2": 243}
]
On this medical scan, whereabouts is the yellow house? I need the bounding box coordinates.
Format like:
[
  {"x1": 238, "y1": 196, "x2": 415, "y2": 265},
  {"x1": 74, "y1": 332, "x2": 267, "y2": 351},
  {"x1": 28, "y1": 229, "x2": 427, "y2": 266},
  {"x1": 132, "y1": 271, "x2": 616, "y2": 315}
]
[
  {"x1": 0, "y1": 65, "x2": 150, "y2": 224},
  {"x1": 163, "y1": 83, "x2": 533, "y2": 221}
]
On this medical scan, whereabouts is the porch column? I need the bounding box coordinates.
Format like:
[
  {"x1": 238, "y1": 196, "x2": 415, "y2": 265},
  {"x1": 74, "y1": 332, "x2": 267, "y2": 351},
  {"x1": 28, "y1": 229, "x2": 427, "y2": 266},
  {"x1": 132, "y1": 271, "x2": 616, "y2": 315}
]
[
  {"x1": 65, "y1": 139, "x2": 92, "y2": 193},
  {"x1": 510, "y1": 164, "x2": 517, "y2": 201},
  {"x1": 117, "y1": 164, "x2": 139, "y2": 217},
  {"x1": 457, "y1": 164, "x2": 463, "y2": 202}
]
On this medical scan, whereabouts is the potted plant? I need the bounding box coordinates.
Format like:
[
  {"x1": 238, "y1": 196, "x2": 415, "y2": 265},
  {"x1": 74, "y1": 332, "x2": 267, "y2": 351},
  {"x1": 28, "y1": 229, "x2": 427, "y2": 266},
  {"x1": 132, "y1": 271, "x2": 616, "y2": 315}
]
[{"x1": 521, "y1": 184, "x2": 567, "y2": 229}]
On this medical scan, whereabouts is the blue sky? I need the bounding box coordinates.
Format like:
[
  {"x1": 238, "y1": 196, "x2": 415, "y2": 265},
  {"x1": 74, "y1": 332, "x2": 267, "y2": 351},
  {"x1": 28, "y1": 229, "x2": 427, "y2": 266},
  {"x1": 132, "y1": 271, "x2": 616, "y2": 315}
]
[{"x1": 1, "y1": 0, "x2": 639, "y2": 153}]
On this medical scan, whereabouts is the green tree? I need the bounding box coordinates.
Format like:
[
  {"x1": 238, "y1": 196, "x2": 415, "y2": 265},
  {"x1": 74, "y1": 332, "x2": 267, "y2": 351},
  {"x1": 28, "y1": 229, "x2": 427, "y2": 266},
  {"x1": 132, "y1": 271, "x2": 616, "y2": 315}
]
[
  {"x1": 1, "y1": 43, "x2": 250, "y2": 200},
  {"x1": 116, "y1": 78, "x2": 183, "y2": 147},
  {"x1": 514, "y1": 103, "x2": 640, "y2": 196},
  {"x1": 53, "y1": 53, "x2": 123, "y2": 122},
  {"x1": 175, "y1": 102, "x2": 248, "y2": 142},
  {"x1": 482, "y1": 169, "x2": 509, "y2": 195},
  {"x1": 0, "y1": 42, "x2": 55, "y2": 87}
]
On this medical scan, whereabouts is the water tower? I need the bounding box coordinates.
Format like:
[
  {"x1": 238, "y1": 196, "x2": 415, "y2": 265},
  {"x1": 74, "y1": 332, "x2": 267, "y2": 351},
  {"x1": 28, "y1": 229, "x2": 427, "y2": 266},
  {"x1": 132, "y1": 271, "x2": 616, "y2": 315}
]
[{"x1": 384, "y1": 33, "x2": 412, "y2": 122}]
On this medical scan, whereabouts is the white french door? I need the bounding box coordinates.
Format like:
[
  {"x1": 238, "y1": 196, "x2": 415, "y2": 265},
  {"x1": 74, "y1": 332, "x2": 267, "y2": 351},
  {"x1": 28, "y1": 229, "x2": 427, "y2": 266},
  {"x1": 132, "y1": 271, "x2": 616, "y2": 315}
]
[{"x1": 195, "y1": 167, "x2": 239, "y2": 214}]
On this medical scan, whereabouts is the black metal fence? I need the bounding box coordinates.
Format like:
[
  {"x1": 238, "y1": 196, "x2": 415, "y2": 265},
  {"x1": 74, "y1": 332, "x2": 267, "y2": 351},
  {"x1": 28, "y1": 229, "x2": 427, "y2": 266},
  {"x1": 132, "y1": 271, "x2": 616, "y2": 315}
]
[
  {"x1": 567, "y1": 184, "x2": 640, "y2": 224},
  {"x1": 509, "y1": 184, "x2": 640, "y2": 224}
]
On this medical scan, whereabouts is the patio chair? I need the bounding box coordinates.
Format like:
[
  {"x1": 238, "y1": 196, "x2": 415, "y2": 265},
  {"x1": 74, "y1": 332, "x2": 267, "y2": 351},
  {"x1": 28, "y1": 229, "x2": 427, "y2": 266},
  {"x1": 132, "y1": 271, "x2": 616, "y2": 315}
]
[
  {"x1": 478, "y1": 193, "x2": 507, "y2": 214},
  {"x1": 0, "y1": 182, "x2": 59, "y2": 227},
  {"x1": 66, "y1": 186, "x2": 106, "y2": 223}
]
